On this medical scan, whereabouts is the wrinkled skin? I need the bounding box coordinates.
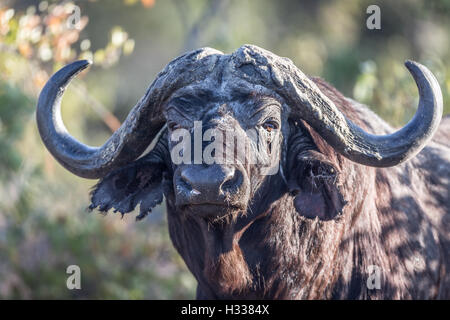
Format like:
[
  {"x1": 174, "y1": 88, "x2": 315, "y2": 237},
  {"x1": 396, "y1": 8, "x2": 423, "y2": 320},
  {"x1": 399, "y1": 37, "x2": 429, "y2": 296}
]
[
  {"x1": 165, "y1": 82, "x2": 286, "y2": 218},
  {"x1": 90, "y1": 78, "x2": 450, "y2": 299}
]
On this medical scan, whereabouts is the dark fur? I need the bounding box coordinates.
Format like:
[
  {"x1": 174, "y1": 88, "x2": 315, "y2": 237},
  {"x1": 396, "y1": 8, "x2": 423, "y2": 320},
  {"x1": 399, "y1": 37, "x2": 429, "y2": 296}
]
[{"x1": 90, "y1": 78, "x2": 450, "y2": 299}]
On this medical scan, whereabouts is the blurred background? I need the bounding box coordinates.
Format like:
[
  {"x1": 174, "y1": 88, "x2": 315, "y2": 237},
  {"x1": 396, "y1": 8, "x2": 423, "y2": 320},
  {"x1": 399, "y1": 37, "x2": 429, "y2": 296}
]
[{"x1": 0, "y1": 0, "x2": 448, "y2": 299}]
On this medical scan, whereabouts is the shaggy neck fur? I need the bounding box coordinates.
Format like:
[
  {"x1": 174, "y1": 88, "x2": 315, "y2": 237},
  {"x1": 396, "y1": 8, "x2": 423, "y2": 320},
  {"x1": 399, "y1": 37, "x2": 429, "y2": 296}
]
[{"x1": 164, "y1": 79, "x2": 449, "y2": 299}]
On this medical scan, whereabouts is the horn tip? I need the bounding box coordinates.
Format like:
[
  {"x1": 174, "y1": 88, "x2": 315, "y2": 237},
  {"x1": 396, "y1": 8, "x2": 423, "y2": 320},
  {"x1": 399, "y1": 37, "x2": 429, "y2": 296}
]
[
  {"x1": 404, "y1": 59, "x2": 417, "y2": 69},
  {"x1": 404, "y1": 59, "x2": 425, "y2": 74},
  {"x1": 76, "y1": 59, "x2": 92, "y2": 69}
]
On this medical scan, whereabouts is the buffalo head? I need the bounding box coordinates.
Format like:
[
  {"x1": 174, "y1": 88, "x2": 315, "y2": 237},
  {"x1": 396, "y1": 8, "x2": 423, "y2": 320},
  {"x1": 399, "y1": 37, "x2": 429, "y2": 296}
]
[{"x1": 36, "y1": 45, "x2": 442, "y2": 222}]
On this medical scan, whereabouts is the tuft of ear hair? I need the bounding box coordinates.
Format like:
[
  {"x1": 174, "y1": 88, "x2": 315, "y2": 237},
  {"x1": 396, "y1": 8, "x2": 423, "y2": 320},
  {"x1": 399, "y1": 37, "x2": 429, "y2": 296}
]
[
  {"x1": 89, "y1": 158, "x2": 166, "y2": 221},
  {"x1": 288, "y1": 150, "x2": 347, "y2": 221}
]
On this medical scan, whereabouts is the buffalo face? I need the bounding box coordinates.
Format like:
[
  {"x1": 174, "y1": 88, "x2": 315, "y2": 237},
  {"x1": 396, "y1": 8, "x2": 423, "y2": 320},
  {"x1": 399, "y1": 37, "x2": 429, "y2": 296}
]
[{"x1": 164, "y1": 83, "x2": 284, "y2": 220}]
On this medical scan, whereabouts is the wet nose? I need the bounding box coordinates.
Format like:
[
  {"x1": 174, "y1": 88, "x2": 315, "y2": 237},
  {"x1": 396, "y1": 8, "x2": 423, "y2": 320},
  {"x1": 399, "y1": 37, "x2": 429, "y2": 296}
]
[{"x1": 180, "y1": 165, "x2": 240, "y2": 198}]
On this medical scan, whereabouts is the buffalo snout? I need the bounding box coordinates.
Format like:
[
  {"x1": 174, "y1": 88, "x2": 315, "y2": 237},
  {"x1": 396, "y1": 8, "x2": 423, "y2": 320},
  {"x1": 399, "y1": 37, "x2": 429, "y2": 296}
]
[{"x1": 174, "y1": 164, "x2": 248, "y2": 217}]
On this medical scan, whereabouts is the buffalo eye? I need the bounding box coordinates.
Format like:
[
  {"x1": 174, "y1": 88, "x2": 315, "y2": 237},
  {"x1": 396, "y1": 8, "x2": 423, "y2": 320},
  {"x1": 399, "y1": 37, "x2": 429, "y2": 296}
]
[
  {"x1": 262, "y1": 120, "x2": 279, "y2": 152},
  {"x1": 168, "y1": 121, "x2": 182, "y2": 131},
  {"x1": 262, "y1": 120, "x2": 278, "y2": 132}
]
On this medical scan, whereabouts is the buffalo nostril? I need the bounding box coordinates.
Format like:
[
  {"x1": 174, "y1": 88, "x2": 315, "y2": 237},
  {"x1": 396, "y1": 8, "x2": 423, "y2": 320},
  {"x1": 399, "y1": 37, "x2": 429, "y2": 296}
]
[
  {"x1": 221, "y1": 166, "x2": 235, "y2": 183},
  {"x1": 180, "y1": 169, "x2": 194, "y2": 191},
  {"x1": 220, "y1": 167, "x2": 242, "y2": 194}
]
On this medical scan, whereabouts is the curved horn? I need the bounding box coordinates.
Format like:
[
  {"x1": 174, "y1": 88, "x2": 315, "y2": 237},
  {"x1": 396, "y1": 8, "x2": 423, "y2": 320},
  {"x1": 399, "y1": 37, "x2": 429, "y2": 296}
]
[
  {"x1": 232, "y1": 45, "x2": 443, "y2": 167},
  {"x1": 290, "y1": 60, "x2": 443, "y2": 167},
  {"x1": 36, "y1": 60, "x2": 164, "y2": 179},
  {"x1": 37, "y1": 48, "x2": 224, "y2": 179}
]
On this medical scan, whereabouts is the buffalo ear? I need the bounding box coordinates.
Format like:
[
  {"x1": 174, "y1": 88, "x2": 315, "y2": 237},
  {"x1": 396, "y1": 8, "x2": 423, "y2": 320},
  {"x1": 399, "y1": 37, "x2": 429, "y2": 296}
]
[
  {"x1": 288, "y1": 150, "x2": 346, "y2": 220},
  {"x1": 89, "y1": 158, "x2": 167, "y2": 221}
]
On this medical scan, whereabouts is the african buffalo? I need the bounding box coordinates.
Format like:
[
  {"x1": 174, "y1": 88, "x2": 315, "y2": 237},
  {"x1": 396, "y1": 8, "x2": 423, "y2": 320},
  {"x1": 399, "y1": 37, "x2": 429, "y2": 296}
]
[{"x1": 36, "y1": 45, "x2": 449, "y2": 299}]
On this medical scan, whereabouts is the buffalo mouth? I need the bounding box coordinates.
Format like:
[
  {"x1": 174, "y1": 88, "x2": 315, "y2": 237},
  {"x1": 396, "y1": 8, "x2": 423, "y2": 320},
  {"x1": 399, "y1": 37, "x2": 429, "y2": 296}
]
[{"x1": 180, "y1": 202, "x2": 246, "y2": 218}]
